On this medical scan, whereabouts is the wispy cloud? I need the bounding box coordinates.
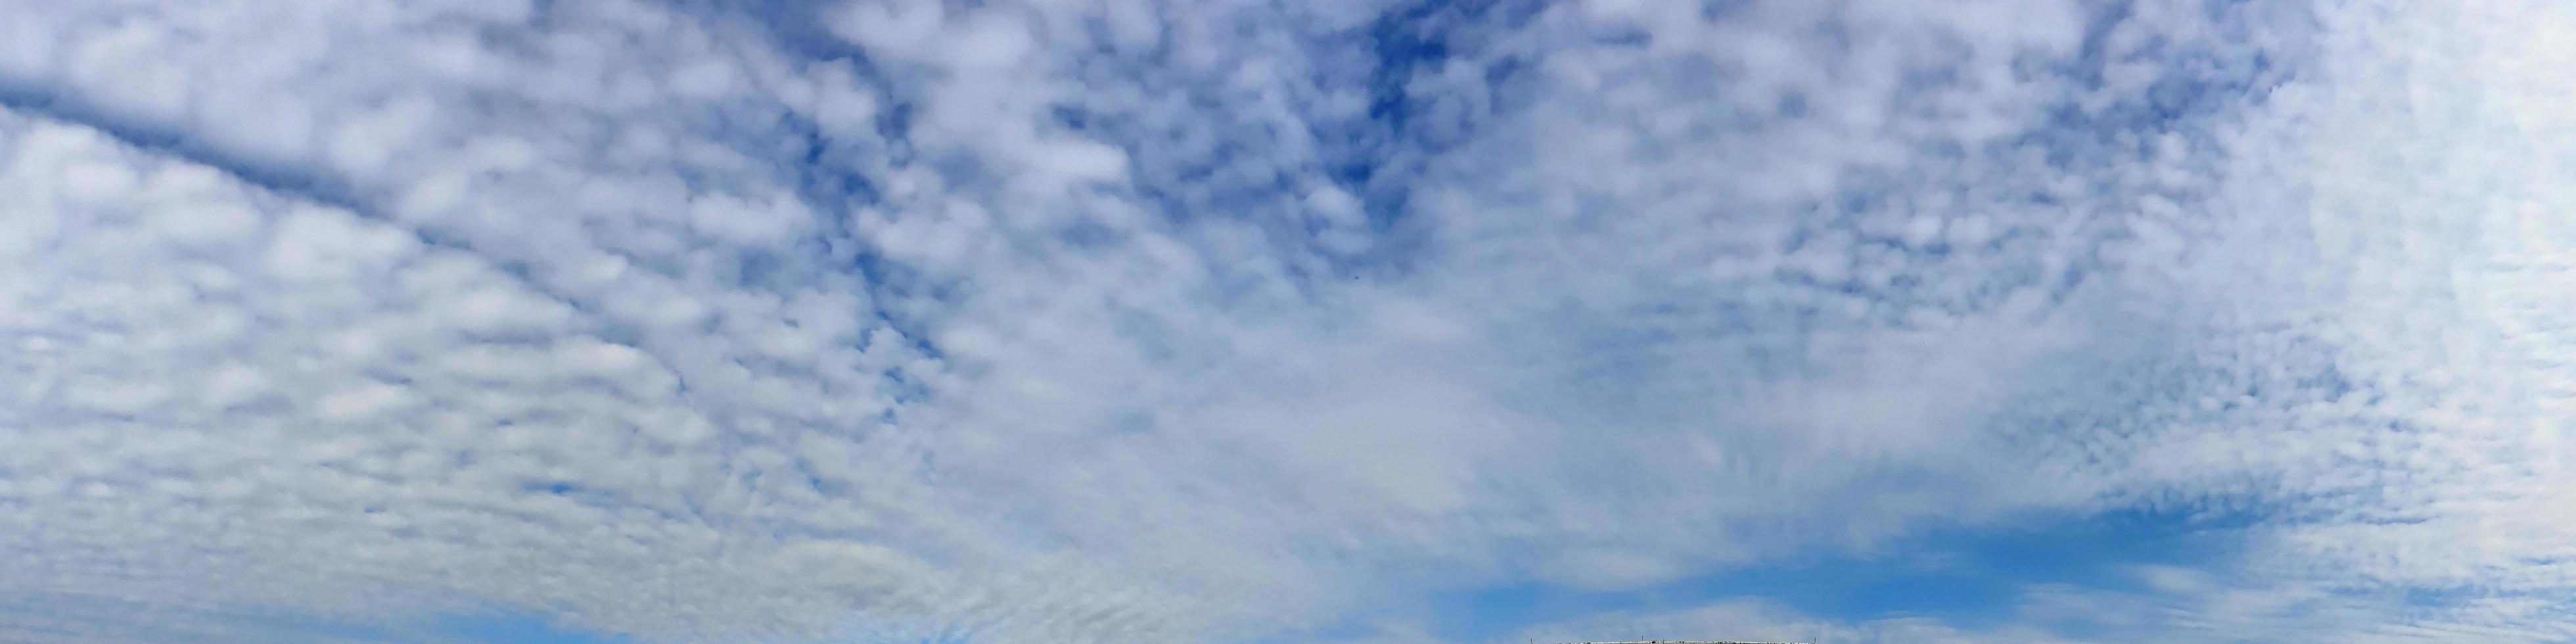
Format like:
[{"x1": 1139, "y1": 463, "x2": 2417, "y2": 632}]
[{"x1": 1, "y1": 0, "x2": 2571, "y2": 642}]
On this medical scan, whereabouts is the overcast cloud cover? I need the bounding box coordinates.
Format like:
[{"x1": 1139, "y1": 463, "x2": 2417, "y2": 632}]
[{"x1": 0, "y1": 0, "x2": 2571, "y2": 642}]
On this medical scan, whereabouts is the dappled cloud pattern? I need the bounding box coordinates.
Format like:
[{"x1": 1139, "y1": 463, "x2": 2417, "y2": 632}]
[{"x1": 1, "y1": 0, "x2": 2573, "y2": 643}]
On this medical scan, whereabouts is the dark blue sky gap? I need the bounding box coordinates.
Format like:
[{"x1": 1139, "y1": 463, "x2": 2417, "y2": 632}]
[{"x1": 1418, "y1": 506, "x2": 2243, "y2": 641}]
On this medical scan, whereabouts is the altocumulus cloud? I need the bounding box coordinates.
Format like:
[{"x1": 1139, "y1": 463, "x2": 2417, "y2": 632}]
[{"x1": 0, "y1": 0, "x2": 2571, "y2": 642}]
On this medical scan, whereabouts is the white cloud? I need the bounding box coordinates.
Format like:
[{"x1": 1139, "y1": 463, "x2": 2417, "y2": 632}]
[{"x1": 0, "y1": 0, "x2": 2573, "y2": 642}]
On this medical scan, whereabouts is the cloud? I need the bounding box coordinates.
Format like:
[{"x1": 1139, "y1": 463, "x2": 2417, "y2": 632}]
[{"x1": 0, "y1": 0, "x2": 2572, "y2": 642}]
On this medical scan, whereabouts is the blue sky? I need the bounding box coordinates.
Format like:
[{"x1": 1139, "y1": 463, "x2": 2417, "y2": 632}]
[
  {"x1": 3, "y1": 0, "x2": 2575, "y2": 643},
  {"x1": 311, "y1": 505, "x2": 2236, "y2": 643}
]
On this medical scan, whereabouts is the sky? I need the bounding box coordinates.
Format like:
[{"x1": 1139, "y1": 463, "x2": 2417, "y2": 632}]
[{"x1": 0, "y1": 0, "x2": 2571, "y2": 643}]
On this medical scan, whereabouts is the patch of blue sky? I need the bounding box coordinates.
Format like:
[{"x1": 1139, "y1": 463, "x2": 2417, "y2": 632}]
[
  {"x1": 0, "y1": 82, "x2": 368, "y2": 214},
  {"x1": 1418, "y1": 506, "x2": 2248, "y2": 642},
  {"x1": 427, "y1": 612, "x2": 636, "y2": 644},
  {"x1": 255, "y1": 609, "x2": 636, "y2": 644}
]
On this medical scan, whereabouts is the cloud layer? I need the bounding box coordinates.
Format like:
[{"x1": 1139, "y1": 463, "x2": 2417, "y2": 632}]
[{"x1": 2, "y1": 0, "x2": 2572, "y2": 642}]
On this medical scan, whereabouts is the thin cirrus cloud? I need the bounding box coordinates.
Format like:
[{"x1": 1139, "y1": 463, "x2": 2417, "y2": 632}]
[{"x1": 0, "y1": 0, "x2": 2569, "y2": 643}]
